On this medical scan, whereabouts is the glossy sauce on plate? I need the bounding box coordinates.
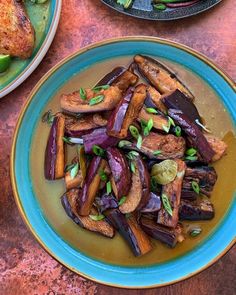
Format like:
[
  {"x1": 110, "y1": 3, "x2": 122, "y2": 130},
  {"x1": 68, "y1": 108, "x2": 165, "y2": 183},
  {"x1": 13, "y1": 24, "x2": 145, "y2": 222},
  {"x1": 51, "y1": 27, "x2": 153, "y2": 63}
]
[{"x1": 30, "y1": 56, "x2": 236, "y2": 266}]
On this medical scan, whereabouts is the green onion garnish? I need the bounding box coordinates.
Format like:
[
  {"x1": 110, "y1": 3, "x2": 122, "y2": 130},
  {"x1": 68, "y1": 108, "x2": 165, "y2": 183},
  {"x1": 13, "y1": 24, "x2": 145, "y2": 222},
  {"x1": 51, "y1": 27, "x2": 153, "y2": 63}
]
[
  {"x1": 92, "y1": 85, "x2": 110, "y2": 92},
  {"x1": 191, "y1": 181, "x2": 200, "y2": 194},
  {"x1": 137, "y1": 134, "x2": 142, "y2": 149},
  {"x1": 130, "y1": 161, "x2": 136, "y2": 173},
  {"x1": 62, "y1": 136, "x2": 72, "y2": 144},
  {"x1": 129, "y1": 125, "x2": 139, "y2": 139},
  {"x1": 126, "y1": 150, "x2": 139, "y2": 160},
  {"x1": 118, "y1": 140, "x2": 132, "y2": 148},
  {"x1": 153, "y1": 150, "x2": 162, "y2": 156},
  {"x1": 89, "y1": 214, "x2": 105, "y2": 221},
  {"x1": 92, "y1": 145, "x2": 105, "y2": 157},
  {"x1": 153, "y1": 3, "x2": 166, "y2": 10},
  {"x1": 118, "y1": 196, "x2": 127, "y2": 206},
  {"x1": 186, "y1": 148, "x2": 197, "y2": 157},
  {"x1": 79, "y1": 87, "x2": 87, "y2": 100},
  {"x1": 41, "y1": 109, "x2": 55, "y2": 125},
  {"x1": 168, "y1": 116, "x2": 175, "y2": 127},
  {"x1": 189, "y1": 226, "x2": 202, "y2": 237},
  {"x1": 185, "y1": 155, "x2": 198, "y2": 161},
  {"x1": 106, "y1": 181, "x2": 112, "y2": 194},
  {"x1": 146, "y1": 108, "x2": 158, "y2": 114},
  {"x1": 161, "y1": 193, "x2": 173, "y2": 216},
  {"x1": 175, "y1": 126, "x2": 182, "y2": 137},
  {"x1": 99, "y1": 170, "x2": 108, "y2": 182},
  {"x1": 162, "y1": 124, "x2": 170, "y2": 133},
  {"x1": 70, "y1": 162, "x2": 79, "y2": 179},
  {"x1": 89, "y1": 95, "x2": 104, "y2": 106}
]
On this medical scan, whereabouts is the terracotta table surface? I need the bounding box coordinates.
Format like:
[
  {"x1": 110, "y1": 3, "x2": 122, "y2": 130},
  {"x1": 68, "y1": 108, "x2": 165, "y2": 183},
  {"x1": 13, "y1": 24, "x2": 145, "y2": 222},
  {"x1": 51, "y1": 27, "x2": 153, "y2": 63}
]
[{"x1": 0, "y1": 0, "x2": 236, "y2": 294}]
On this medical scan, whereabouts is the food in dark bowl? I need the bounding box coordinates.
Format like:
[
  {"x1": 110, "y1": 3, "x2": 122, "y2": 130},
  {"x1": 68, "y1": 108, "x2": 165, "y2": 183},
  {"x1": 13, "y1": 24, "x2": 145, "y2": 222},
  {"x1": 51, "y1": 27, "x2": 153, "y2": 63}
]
[{"x1": 42, "y1": 54, "x2": 227, "y2": 257}]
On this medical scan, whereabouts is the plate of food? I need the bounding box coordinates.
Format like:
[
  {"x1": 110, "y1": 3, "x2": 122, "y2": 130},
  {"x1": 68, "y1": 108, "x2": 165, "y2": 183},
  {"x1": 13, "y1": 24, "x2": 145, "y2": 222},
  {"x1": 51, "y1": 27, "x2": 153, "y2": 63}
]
[
  {"x1": 11, "y1": 37, "x2": 236, "y2": 288},
  {"x1": 101, "y1": 0, "x2": 222, "y2": 20},
  {"x1": 0, "y1": 0, "x2": 61, "y2": 98}
]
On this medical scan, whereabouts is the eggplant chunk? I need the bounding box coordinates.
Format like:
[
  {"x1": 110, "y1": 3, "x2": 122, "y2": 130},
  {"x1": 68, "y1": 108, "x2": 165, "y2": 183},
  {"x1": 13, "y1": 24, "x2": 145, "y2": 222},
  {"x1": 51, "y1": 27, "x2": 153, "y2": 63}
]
[
  {"x1": 168, "y1": 109, "x2": 215, "y2": 163},
  {"x1": 134, "y1": 55, "x2": 194, "y2": 100},
  {"x1": 162, "y1": 89, "x2": 202, "y2": 126},
  {"x1": 96, "y1": 67, "x2": 126, "y2": 86},
  {"x1": 61, "y1": 190, "x2": 115, "y2": 238},
  {"x1": 138, "y1": 107, "x2": 169, "y2": 132},
  {"x1": 65, "y1": 170, "x2": 83, "y2": 190},
  {"x1": 112, "y1": 69, "x2": 139, "y2": 93},
  {"x1": 77, "y1": 157, "x2": 107, "y2": 216},
  {"x1": 104, "y1": 209, "x2": 152, "y2": 256},
  {"x1": 145, "y1": 86, "x2": 167, "y2": 113},
  {"x1": 181, "y1": 189, "x2": 198, "y2": 201},
  {"x1": 44, "y1": 115, "x2": 65, "y2": 180},
  {"x1": 107, "y1": 84, "x2": 147, "y2": 138},
  {"x1": 60, "y1": 85, "x2": 122, "y2": 113},
  {"x1": 65, "y1": 113, "x2": 107, "y2": 137},
  {"x1": 157, "y1": 159, "x2": 186, "y2": 228},
  {"x1": 107, "y1": 147, "x2": 132, "y2": 199},
  {"x1": 183, "y1": 166, "x2": 218, "y2": 196},
  {"x1": 205, "y1": 135, "x2": 227, "y2": 162},
  {"x1": 179, "y1": 199, "x2": 214, "y2": 221},
  {"x1": 140, "y1": 217, "x2": 180, "y2": 248},
  {"x1": 140, "y1": 132, "x2": 186, "y2": 160},
  {"x1": 82, "y1": 127, "x2": 119, "y2": 154},
  {"x1": 141, "y1": 192, "x2": 161, "y2": 213},
  {"x1": 95, "y1": 192, "x2": 118, "y2": 212}
]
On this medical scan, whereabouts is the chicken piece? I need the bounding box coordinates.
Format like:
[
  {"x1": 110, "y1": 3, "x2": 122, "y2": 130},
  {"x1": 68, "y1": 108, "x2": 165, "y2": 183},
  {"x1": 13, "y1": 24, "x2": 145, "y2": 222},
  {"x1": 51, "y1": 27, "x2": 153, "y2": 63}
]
[
  {"x1": 157, "y1": 159, "x2": 186, "y2": 228},
  {"x1": 0, "y1": 0, "x2": 35, "y2": 59},
  {"x1": 205, "y1": 135, "x2": 227, "y2": 162}
]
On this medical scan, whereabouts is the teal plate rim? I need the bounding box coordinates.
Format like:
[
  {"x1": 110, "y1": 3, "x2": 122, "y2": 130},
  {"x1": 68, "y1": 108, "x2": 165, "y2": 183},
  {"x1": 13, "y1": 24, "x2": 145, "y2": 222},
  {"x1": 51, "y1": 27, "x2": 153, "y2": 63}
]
[
  {"x1": 0, "y1": 0, "x2": 62, "y2": 98},
  {"x1": 11, "y1": 37, "x2": 236, "y2": 289}
]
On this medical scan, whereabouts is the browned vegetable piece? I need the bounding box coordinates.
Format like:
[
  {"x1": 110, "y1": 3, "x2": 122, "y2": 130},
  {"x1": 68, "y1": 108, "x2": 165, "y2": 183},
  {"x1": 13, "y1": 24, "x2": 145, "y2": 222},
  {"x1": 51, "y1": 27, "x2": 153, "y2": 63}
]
[
  {"x1": 65, "y1": 113, "x2": 108, "y2": 137},
  {"x1": 140, "y1": 132, "x2": 186, "y2": 159},
  {"x1": 65, "y1": 170, "x2": 83, "y2": 190},
  {"x1": 78, "y1": 146, "x2": 87, "y2": 183},
  {"x1": 205, "y1": 135, "x2": 227, "y2": 162},
  {"x1": 157, "y1": 160, "x2": 186, "y2": 228},
  {"x1": 119, "y1": 166, "x2": 142, "y2": 214},
  {"x1": 77, "y1": 157, "x2": 107, "y2": 216},
  {"x1": 112, "y1": 69, "x2": 139, "y2": 92},
  {"x1": 146, "y1": 86, "x2": 167, "y2": 113},
  {"x1": 179, "y1": 199, "x2": 214, "y2": 221},
  {"x1": 107, "y1": 84, "x2": 147, "y2": 138},
  {"x1": 44, "y1": 115, "x2": 65, "y2": 180},
  {"x1": 138, "y1": 107, "x2": 169, "y2": 132},
  {"x1": 60, "y1": 86, "x2": 122, "y2": 113},
  {"x1": 61, "y1": 189, "x2": 115, "y2": 238},
  {"x1": 134, "y1": 55, "x2": 194, "y2": 100}
]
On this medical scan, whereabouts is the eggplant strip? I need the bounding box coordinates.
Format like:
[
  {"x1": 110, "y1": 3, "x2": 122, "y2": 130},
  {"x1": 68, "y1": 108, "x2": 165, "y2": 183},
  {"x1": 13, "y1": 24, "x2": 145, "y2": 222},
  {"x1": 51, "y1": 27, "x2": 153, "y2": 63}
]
[
  {"x1": 134, "y1": 55, "x2": 194, "y2": 100},
  {"x1": 61, "y1": 190, "x2": 115, "y2": 238},
  {"x1": 179, "y1": 199, "x2": 214, "y2": 221},
  {"x1": 44, "y1": 115, "x2": 65, "y2": 180},
  {"x1": 138, "y1": 107, "x2": 169, "y2": 132},
  {"x1": 145, "y1": 86, "x2": 167, "y2": 113},
  {"x1": 157, "y1": 159, "x2": 186, "y2": 228}
]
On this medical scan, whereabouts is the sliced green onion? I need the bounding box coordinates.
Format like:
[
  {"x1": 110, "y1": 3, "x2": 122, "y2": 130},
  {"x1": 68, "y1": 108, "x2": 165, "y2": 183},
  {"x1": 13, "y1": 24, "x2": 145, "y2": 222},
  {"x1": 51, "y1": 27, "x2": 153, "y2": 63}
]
[
  {"x1": 117, "y1": 0, "x2": 133, "y2": 9},
  {"x1": 153, "y1": 150, "x2": 162, "y2": 156},
  {"x1": 129, "y1": 125, "x2": 139, "y2": 139},
  {"x1": 162, "y1": 124, "x2": 170, "y2": 133},
  {"x1": 64, "y1": 163, "x2": 76, "y2": 173},
  {"x1": 153, "y1": 3, "x2": 166, "y2": 10},
  {"x1": 79, "y1": 87, "x2": 87, "y2": 100},
  {"x1": 161, "y1": 193, "x2": 173, "y2": 216},
  {"x1": 191, "y1": 181, "x2": 200, "y2": 194},
  {"x1": 118, "y1": 196, "x2": 127, "y2": 206},
  {"x1": 70, "y1": 162, "x2": 79, "y2": 179},
  {"x1": 146, "y1": 108, "x2": 158, "y2": 114},
  {"x1": 63, "y1": 136, "x2": 72, "y2": 144},
  {"x1": 89, "y1": 214, "x2": 105, "y2": 221},
  {"x1": 189, "y1": 226, "x2": 202, "y2": 237},
  {"x1": 126, "y1": 151, "x2": 139, "y2": 160},
  {"x1": 89, "y1": 95, "x2": 104, "y2": 106},
  {"x1": 41, "y1": 109, "x2": 55, "y2": 125},
  {"x1": 118, "y1": 140, "x2": 132, "y2": 148},
  {"x1": 137, "y1": 134, "x2": 142, "y2": 149},
  {"x1": 106, "y1": 181, "x2": 112, "y2": 194},
  {"x1": 175, "y1": 126, "x2": 182, "y2": 137},
  {"x1": 186, "y1": 148, "x2": 197, "y2": 157},
  {"x1": 92, "y1": 85, "x2": 110, "y2": 92},
  {"x1": 92, "y1": 145, "x2": 105, "y2": 157},
  {"x1": 168, "y1": 116, "x2": 175, "y2": 127},
  {"x1": 99, "y1": 170, "x2": 108, "y2": 182},
  {"x1": 185, "y1": 155, "x2": 198, "y2": 161},
  {"x1": 130, "y1": 161, "x2": 136, "y2": 173}
]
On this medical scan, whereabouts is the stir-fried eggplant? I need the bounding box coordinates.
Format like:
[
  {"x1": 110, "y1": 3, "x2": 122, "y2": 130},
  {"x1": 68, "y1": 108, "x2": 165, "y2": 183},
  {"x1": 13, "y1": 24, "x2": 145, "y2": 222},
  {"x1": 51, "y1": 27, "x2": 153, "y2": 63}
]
[
  {"x1": 157, "y1": 160, "x2": 186, "y2": 228},
  {"x1": 168, "y1": 109, "x2": 215, "y2": 163},
  {"x1": 181, "y1": 189, "x2": 198, "y2": 201},
  {"x1": 140, "y1": 192, "x2": 161, "y2": 213},
  {"x1": 179, "y1": 199, "x2": 214, "y2": 221},
  {"x1": 104, "y1": 209, "x2": 152, "y2": 256},
  {"x1": 145, "y1": 86, "x2": 167, "y2": 113},
  {"x1": 61, "y1": 189, "x2": 115, "y2": 238},
  {"x1": 138, "y1": 107, "x2": 169, "y2": 132},
  {"x1": 134, "y1": 55, "x2": 194, "y2": 100},
  {"x1": 44, "y1": 115, "x2": 65, "y2": 180},
  {"x1": 82, "y1": 127, "x2": 119, "y2": 154},
  {"x1": 65, "y1": 113, "x2": 108, "y2": 137},
  {"x1": 111, "y1": 69, "x2": 139, "y2": 93},
  {"x1": 162, "y1": 89, "x2": 202, "y2": 126},
  {"x1": 77, "y1": 157, "x2": 107, "y2": 216},
  {"x1": 107, "y1": 84, "x2": 147, "y2": 138},
  {"x1": 65, "y1": 169, "x2": 83, "y2": 190},
  {"x1": 95, "y1": 192, "x2": 118, "y2": 212},
  {"x1": 96, "y1": 66, "x2": 127, "y2": 86},
  {"x1": 140, "y1": 217, "x2": 181, "y2": 248},
  {"x1": 205, "y1": 135, "x2": 227, "y2": 162},
  {"x1": 107, "y1": 147, "x2": 131, "y2": 199}
]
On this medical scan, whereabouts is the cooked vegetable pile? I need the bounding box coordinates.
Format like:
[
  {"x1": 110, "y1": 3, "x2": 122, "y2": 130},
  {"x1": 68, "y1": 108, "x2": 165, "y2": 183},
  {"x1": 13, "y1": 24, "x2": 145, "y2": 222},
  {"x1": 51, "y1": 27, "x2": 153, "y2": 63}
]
[
  {"x1": 43, "y1": 55, "x2": 227, "y2": 257},
  {"x1": 116, "y1": 0, "x2": 201, "y2": 11}
]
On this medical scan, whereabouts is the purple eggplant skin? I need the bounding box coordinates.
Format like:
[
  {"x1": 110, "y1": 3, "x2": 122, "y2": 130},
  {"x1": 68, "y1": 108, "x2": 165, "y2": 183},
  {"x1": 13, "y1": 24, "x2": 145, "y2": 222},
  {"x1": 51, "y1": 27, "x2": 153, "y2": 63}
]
[
  {"x1": 145, "y1": 91, "x2": 160, "y2": 110},
  {"x1": 106, "y1": 87, "x2": 134, "y2": 138},
  {"x1": 179, "y1": 199, "x2": 214, "y2": 221},
  {"x1": 168, "y1": 109, "x2": 215, "y2": 163},
  {"x1": 104, "y1": 209, "x2": 152, "y2": 256},
  {"x1": 140, "y1": 217, "x2": 178, "y2": 248},
  {"x1": 107, "y1": 147, "x2": 132, "y2": 200},
  {"x1": 181, "y1": 189, "x2": 198, "y2": 201},
  {"x1": 65, "y1": 128, "x2": 93, "y2": 138},
  {"x1": 96, "y1": 67, "x2": 127, "y2": 87},
  {"x1": 61, "y1": 192, "x2": 83, "y2": 225},
  {"x1": 82, "y1": 127, "x2": 119, "y2": 154},
  {"x1": 162, "y1": 89, "x2": 202, "y2": 127},
  {"x1": 136, "y1": 156, "x2": 151, "y2": 210},
  {"x1": 140, "y1": 192, "x2": 161, "y2": 213},
  {"x1": 95, "y1": 192, "x2": 118, "y2": 213}
]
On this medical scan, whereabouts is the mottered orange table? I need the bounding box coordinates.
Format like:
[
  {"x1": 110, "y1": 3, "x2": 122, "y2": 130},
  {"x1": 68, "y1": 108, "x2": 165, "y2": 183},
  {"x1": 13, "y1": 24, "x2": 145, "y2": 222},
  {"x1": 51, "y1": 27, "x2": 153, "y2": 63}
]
[{"x1": 0, "y1": 0, "x2": 235, "y2": 294}]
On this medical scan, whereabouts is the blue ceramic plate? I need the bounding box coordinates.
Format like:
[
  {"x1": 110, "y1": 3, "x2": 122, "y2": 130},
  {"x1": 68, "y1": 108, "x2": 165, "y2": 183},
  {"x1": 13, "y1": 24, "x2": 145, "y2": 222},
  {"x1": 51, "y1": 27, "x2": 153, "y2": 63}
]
[{"x1": 11, "y1": 37, "x2": 236, "y2": 288}]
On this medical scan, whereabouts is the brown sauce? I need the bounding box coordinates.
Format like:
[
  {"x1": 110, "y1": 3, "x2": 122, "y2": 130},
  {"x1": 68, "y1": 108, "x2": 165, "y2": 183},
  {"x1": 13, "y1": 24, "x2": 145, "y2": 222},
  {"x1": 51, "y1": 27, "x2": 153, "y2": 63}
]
[{"x1": 31, "y1": 56, "x2": 236, "y2": 266}]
